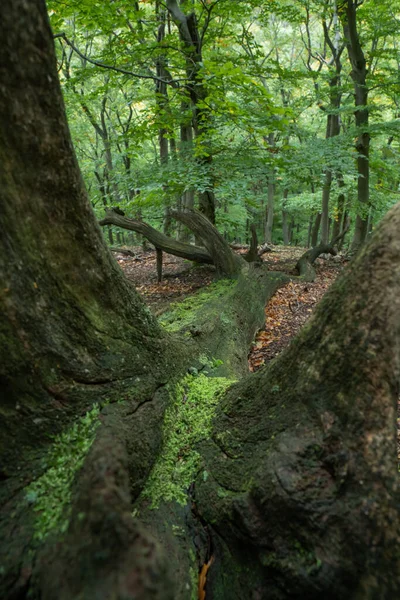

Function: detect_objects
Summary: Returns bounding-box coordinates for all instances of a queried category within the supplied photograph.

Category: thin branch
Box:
[53,32,184,86]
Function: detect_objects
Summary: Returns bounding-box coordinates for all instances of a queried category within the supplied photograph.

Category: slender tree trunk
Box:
[265,134,276,244]
[178,102,195,241]
[340,0,370,251]
[311,213,321,247]
[307,214,314,247]
[282,189,290,245]
[321,167,333,243]
[331,172,346,241]
[166,0,216,223]
[320,5,343,245]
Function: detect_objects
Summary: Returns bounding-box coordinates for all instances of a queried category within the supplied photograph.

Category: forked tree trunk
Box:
[1,3,400,600]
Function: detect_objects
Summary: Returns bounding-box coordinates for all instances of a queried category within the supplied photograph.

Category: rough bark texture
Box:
[36,403,175,600]
[0,0,184,471]
[194,202,400,599]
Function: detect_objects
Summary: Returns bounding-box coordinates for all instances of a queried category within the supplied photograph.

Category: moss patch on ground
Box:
[25,404,102,541]
[141,374,235,507]
[160,279,236,333]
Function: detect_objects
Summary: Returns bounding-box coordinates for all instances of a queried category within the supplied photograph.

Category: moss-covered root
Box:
[127,374,235,600]
[33,402,175,600]
[24,404,102,542]
[140,374,235,508]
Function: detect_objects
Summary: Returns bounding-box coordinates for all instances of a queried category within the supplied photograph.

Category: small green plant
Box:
[25,404,102,541]
[141,374,235,507]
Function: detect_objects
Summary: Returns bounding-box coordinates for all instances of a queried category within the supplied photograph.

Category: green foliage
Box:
[141,374,235,507]
[48,0,400,247]
[25,404,102,541]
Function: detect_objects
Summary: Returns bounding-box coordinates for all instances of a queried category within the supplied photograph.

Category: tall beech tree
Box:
[1,2,400,600]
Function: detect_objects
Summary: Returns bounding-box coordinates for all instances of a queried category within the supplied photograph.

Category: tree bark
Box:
[311,212,322,247]
[340,1,370,251]
[166,0,217,223]
[282,190,290,245]
[194,202,400,599]
[265,134,276,244]
[172,209,245,276]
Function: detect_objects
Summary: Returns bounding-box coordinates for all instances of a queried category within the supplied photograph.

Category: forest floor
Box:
[115,244,400,463]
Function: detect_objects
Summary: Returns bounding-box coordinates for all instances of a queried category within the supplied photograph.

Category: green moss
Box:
[25,404,102,541]
[141,374,235,507]
[160,279,236,332]
[189,565,198,600]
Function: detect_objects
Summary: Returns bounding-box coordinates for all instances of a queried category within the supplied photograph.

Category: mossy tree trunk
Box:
[1,2,400,600]
[195,202,400,598]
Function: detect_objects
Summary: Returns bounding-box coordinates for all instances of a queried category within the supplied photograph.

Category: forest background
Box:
[49,0,400,251]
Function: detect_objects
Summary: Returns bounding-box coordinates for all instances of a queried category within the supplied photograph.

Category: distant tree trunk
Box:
[340,0,370,251]
[311,212,322,247]
[331,172,346,242]
[321,167,332,244]
[295,223,300,246]
[264,134,276,244]
[178,102,195,241]
[166,0,216,223]
[288,217,295,244]
[307,214,314,247]
[154,2,174,237]
[320,7,343,245]
[282,189,290,245]
[94,166,114,245]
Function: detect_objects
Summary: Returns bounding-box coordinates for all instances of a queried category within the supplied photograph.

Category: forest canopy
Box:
[49,0,400,248]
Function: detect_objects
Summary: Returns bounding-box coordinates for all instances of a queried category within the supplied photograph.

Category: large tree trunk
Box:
[0,0,180,473]
[194,203,400,598]
[1,3,400,600]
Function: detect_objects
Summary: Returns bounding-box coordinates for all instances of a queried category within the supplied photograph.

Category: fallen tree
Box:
[100,208,336,282]
[0,2,399,599]
[99,209,214,264]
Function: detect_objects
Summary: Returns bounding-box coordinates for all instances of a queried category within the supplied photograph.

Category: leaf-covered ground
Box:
[115,245,400,464]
